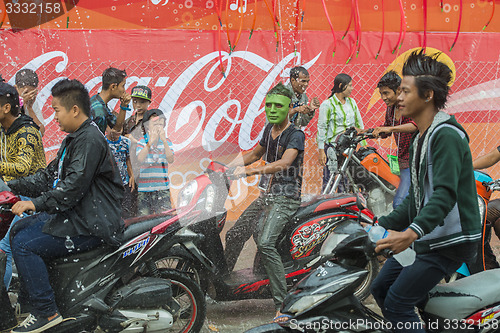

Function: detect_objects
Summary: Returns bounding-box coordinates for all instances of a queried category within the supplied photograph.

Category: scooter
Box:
[246,219,500,333]
[323,127,399,217]
[0,179,207,333]
[452,171,500,278]
[160,161,378,303]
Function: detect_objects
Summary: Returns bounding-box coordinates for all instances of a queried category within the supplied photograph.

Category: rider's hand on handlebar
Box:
[11,200,35,217]
[232,166,247,178]
[372,127,392,139]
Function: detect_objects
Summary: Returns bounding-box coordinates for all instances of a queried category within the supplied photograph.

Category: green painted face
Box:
[265,94,291,124]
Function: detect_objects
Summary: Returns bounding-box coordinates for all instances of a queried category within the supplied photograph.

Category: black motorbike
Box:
[0,179,207,333]
[246,219,500,333]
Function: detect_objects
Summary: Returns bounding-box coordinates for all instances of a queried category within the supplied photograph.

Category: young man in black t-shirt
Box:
[225,83,305,321]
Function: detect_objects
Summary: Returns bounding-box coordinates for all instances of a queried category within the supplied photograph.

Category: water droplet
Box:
[65,236,75,251]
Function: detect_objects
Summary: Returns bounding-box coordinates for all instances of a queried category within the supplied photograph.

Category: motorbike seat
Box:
[49,244,111,267]
[424,268,500,319]
[295,194,358,220]
[123,215,174,241]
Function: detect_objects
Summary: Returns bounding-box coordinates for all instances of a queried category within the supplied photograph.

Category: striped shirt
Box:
[136,135,174,192]
[316,95,364,149]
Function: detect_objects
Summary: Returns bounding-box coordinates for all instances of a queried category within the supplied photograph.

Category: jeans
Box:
[11,213,102,317]
[0,195,29,288]
[224,195,300,310]
[138,189,171,216]
[393,168,410,209]
[371,254,461,332]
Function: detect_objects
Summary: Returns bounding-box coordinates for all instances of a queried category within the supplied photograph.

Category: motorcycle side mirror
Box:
[0,179,11,193]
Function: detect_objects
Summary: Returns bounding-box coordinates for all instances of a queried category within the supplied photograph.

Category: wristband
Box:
[120,105,131,111]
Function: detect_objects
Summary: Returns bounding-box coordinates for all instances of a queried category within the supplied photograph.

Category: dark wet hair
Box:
[15,69,39,88]
[102,67,127,91]
[0,82,20,116]
[51,79,91,117]
[267,82,293,101]
[402,50,452,110]
[377,70,401,93]
[329,73,352,98]
[290,66,309,80]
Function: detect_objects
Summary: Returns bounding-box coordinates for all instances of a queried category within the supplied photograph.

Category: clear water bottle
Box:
[365,224,388,242]
[364,224,416,267]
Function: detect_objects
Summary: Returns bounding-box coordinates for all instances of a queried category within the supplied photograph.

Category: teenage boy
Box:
[122,85,152,217]
[106,125,135,219]
[370,71,417,208]
[136,109,174,215]
[0,82,46,289]
[90,67,131,135]
[224,83,305,322]
[8,79,124,333]
[286,66,320,128]
[370,50,481,332]
[15,69,45,136]
[123,85,151,141]
[0,82,46,331]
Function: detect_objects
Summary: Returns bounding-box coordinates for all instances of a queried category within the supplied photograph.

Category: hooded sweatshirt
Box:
[378,112,481,258]
[0,114,46,181]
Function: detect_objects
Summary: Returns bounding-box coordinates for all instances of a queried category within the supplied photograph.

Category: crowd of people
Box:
[0,49,498,332]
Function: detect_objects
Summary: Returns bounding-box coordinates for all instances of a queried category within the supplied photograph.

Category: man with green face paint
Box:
[225,83,306,321]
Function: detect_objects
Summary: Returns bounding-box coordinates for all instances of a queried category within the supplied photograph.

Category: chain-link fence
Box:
[3,58,500,219]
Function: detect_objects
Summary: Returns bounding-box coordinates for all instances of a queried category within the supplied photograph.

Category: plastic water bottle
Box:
[364,224,416,267]
[365,224,388,242]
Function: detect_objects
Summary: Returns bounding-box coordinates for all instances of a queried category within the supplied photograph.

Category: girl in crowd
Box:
[316,73,364,189]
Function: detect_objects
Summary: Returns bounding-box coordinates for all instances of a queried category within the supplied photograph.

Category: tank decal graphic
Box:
[290,214,358,259]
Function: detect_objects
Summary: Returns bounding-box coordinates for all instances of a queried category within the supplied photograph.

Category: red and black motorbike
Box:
[160,161,378,302]
[0,180,207,333]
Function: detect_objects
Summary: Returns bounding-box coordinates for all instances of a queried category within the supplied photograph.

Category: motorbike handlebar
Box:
[378,248,394,258]
[485,179,500,192]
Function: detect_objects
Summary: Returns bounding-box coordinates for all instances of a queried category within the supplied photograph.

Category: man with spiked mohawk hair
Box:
[224,82,305,321]
[370,50,481,332]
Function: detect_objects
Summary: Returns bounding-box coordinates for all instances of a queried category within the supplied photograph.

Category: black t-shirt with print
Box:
[259,123,305,199]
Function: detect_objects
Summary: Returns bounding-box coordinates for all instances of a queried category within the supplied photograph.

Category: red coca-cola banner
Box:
[1,29,499,209]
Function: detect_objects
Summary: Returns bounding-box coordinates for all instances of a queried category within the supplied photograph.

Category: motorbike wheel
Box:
[158,269,207,333]
[155,254,207,292]
[156,255,202,284]
[353,258,379,301]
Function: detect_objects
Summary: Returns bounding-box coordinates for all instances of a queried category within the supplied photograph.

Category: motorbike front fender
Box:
[244,323,289,333]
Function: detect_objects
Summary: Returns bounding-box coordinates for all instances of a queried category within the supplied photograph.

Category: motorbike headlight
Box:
[288,293,333,315]
[478,195,486,225]
[204,185,216,213]
[178,180,198,208]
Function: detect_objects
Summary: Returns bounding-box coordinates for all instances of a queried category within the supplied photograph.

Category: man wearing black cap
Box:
[0,81,46,331]
[135,108,174,215]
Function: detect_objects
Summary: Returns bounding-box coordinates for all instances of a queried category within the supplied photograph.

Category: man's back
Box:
[0,114,46,181]
[9,119,124,245]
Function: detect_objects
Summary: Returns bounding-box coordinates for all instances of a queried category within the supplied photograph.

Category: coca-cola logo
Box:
[3,0,80,30]
[10,50,321,156]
